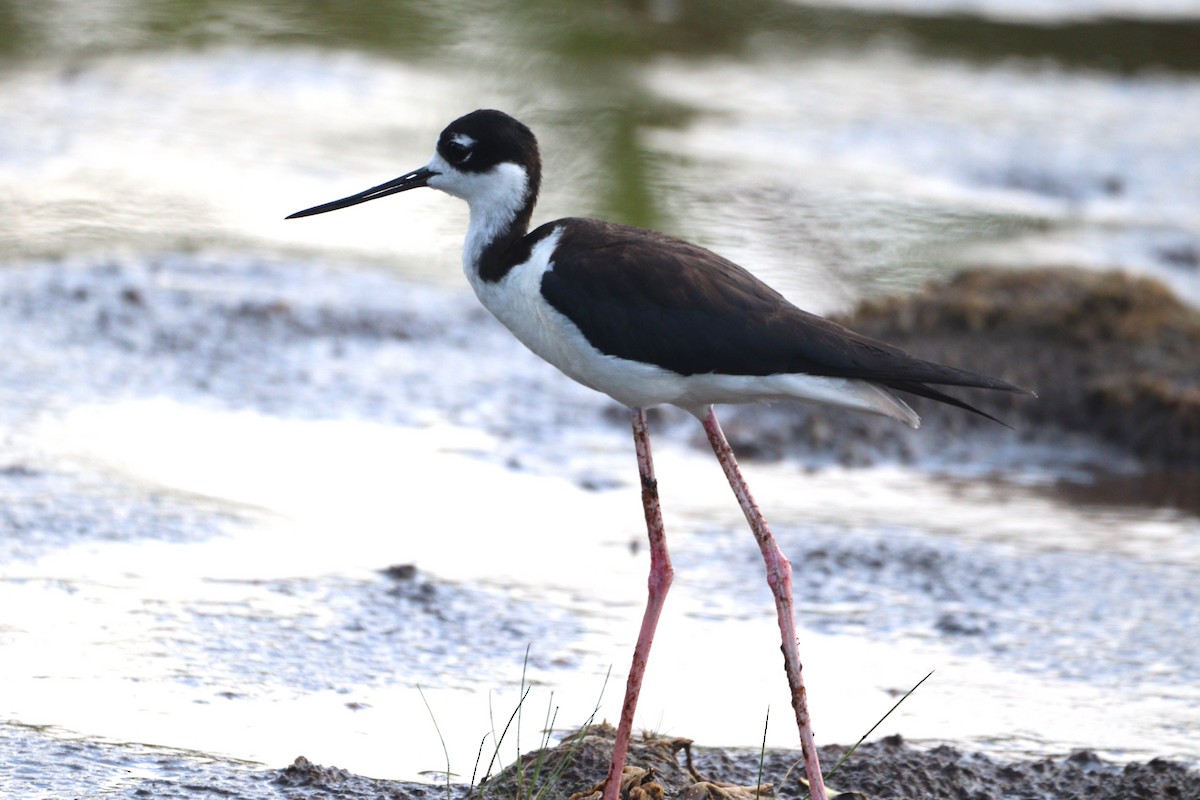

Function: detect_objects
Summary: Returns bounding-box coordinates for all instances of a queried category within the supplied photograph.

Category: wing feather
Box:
[538,219,1029,421]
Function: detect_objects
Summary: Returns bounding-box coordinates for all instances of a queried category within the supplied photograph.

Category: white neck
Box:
[456,162,531,278]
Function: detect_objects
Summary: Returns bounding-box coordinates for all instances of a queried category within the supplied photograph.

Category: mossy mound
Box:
[839,267,1199,469]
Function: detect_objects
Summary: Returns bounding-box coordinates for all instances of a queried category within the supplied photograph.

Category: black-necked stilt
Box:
[288,109,1031,800]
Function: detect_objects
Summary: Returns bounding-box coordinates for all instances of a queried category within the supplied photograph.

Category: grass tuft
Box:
[459,650,609,800]
[788,669,935,799]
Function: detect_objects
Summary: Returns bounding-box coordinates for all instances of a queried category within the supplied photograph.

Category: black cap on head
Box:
[437,110,542,201]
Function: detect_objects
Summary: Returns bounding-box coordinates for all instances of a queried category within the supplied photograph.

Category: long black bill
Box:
[286,166,436,219]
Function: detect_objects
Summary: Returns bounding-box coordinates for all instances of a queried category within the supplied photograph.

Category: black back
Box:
[539,218,1026,417]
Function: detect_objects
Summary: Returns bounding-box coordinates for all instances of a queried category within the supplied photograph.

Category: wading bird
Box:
[288,109,1029,800]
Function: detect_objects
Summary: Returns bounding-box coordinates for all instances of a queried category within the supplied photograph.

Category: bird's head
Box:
[286,109,541,221]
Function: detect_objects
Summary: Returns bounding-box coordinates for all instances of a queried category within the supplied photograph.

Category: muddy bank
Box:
[847,267,1199,468]
[477,725,1200,800]
[22,721,1194,800]
[716,267,1199,473]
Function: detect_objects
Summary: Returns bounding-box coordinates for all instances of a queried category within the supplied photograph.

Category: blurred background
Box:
[2,0,1198,304]
[1,0,1198,795]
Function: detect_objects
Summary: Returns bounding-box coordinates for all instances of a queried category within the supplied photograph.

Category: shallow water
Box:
[1,1,1199,795]
[1,257,1197,793]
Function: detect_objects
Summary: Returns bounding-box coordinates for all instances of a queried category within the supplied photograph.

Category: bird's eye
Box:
[444,140,471,164]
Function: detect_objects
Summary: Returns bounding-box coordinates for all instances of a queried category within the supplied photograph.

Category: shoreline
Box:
[12,719,1194,799]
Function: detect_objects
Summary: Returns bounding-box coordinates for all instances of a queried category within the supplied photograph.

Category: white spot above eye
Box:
[451,133,475,162]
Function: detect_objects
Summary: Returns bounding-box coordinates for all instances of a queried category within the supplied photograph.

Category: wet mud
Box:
[500,725,1200,800]
[11,722,1196,800]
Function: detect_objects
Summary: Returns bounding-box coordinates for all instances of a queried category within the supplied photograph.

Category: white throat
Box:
[425,155,531,279]
[461,167,527,273]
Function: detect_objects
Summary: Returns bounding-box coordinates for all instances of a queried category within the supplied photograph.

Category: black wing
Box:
[538,218,1029,419]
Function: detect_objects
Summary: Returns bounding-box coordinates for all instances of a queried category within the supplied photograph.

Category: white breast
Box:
[463,227,680,405]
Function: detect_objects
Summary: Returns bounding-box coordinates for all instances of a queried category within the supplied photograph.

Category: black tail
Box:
[884,378,1034,429]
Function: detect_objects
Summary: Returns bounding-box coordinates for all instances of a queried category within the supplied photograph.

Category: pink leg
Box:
[603,407,674,800]
[701,407,828,800]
